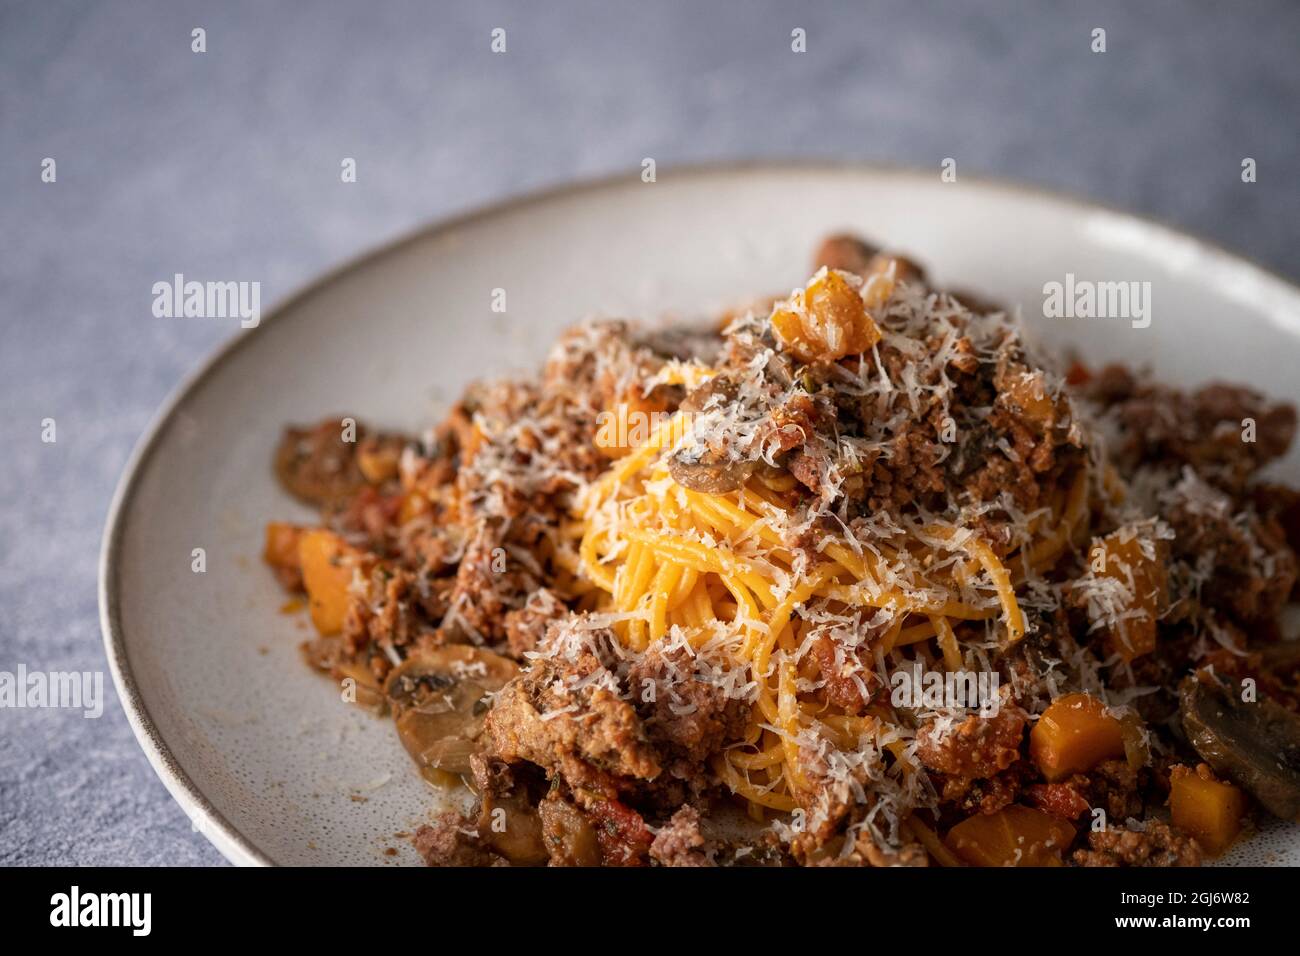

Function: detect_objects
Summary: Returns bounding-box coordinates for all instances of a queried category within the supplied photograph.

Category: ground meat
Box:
[433,324,672,650]
[649,806,716,867]
[1073,820,1203,867]
[1026,781,1092,820]
[483,630,662,793]
[775,322,1078,517]
[336,486,405,549]
[542,320,665,406]
[916,705,1028,781]
[944,763,1029,815]
[766,392,829,457]
[699,302,1058,519]
[1254,482,1300,562]
[469,752,518,799]
[768,390,836,497]
[454,362,617,532]
[851,357,954,513]
[1164,475,1296,623]
[627,643,750,778]
[1194,645,1300,713]
[811,634,879,714]
[338,594,374,662]
[954,359,1080,512]
[412,811,502,867]
[1065,759,1147,822]
[443,530,541,644]
[368,567,434,651]
[502,588,567,658]
[791,815,930,868]
[789,728,933,866]
[1083,367,1296,495]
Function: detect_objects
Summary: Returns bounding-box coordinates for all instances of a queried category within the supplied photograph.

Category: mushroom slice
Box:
[679,375,739,416]
[668,449,755,495]
[274,416,411,508]
[274,417,369,508]
[668,374,765,493]
[384,645,519,776]
[538,792,601,866]
[812,234,879,276]
[336,660,387,714]
[477,791,549,866]
[635,324,722,365]
[1179,673,1300,820]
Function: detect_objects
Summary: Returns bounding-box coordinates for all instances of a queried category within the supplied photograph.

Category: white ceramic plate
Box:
[100,164,1300,866]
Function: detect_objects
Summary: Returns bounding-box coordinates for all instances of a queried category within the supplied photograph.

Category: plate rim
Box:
[98,159,1300,867]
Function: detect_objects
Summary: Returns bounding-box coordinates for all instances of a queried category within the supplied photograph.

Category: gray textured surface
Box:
[1,0,1297,866]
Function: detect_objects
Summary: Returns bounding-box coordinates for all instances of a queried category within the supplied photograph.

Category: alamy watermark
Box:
[50,886,151,936]
[1043,273,1151,329]
[0,665,103,718]
[152,273,261,328]
[594,407,675,450]
[890,661,1001,715]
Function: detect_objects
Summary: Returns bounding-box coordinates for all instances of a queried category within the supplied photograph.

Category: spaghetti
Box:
[576,399,1081,816]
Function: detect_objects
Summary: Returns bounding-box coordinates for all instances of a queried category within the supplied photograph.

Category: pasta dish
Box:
[264,234,1300,866]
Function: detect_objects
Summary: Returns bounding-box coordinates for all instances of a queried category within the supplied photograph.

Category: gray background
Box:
[1,0,1297,866]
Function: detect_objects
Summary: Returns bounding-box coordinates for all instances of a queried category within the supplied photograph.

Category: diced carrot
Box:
[297,529,360,636]
[1030,693,1126,782]
[263,522,303,576]
[1169,764,1246,856]
[772,269,882,362]
[946,805,1076,867]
